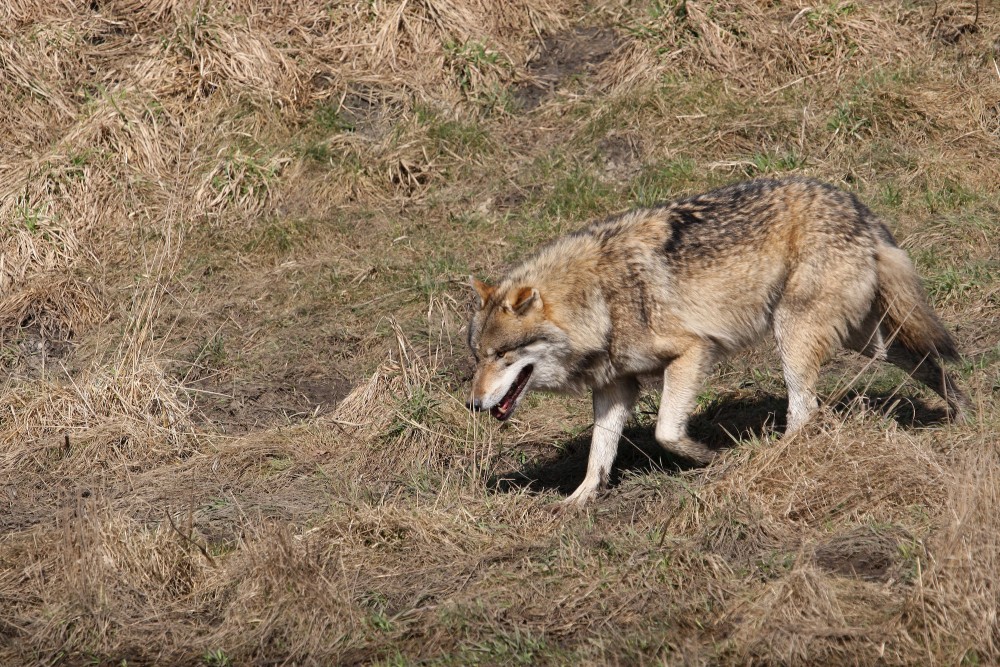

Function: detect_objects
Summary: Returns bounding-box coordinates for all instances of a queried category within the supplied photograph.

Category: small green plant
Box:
[922,181,975,213]
[266,455,294,475]
[443,40,514,114]
[369,610,393,632]
[371,651,410,667]
[962,648,982,666]
[313,104,354,132]
[447,211,489,230]
[806,2,857,29]
[879,182,903,208]
[193,333,227,369]
[13,194,48,234]
[459,628,549,665]
[202,649,232,667]
[827,100,870,139]
[649,0,688,20]
[827,67,921,144]
[444,41,510,92]
[410,254,467,300]
[203,496,230,511]
[384,388,439,440]
[756,551,796,579]
[924,261,994,304]
[302,140,332,164]
[896,540,923,583]
[0,344,18,370]
[247,218,314,254]
[427,118,490,153]
[627,0,697,43]
[63,150,90,181]
[695,388,720,411]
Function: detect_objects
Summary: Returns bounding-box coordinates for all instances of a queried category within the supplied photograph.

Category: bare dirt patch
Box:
[598,132,644,181]
[191,373,353,433]
[515,27,619,110]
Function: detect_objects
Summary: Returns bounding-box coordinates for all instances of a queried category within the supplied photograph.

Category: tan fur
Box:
[467,178,971,505]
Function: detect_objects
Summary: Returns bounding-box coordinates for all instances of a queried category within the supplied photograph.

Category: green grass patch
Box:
[192,333,228,370]
[628,157,697,206]
[741,150,805,177]
[826,66,925,142]
[921,180,977,213]
[805,2,858,29]
[427,118,491,154]
[405,254,469,301]
[201,649,233,667]
[11,194,49,234]
[541,165,617,221]
[923,261,997,305]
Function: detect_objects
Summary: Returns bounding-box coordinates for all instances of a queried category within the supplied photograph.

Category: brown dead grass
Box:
[1,0,999,665]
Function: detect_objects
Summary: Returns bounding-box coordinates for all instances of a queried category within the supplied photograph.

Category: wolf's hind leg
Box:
[654,342,718,464]
[774,312,840,433]
[564,378,639,506]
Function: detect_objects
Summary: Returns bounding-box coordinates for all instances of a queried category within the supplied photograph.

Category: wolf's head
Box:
[466,276,572,421]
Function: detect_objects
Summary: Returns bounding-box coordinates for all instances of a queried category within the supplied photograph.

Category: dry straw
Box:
[1,0,998,664]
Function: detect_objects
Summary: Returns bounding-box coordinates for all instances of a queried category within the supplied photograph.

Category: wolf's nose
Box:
[467,398,483,412]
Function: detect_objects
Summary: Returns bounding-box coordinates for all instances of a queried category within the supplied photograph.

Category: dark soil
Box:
[515,27,619,110]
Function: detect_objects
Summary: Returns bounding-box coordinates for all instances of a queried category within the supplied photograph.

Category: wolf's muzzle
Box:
[466,398,484,412]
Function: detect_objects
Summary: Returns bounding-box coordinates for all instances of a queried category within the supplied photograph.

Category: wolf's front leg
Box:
[655,342,718,464]
[563,378,639,506]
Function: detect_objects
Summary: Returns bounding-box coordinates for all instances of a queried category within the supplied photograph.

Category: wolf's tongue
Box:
[489,366,532,422]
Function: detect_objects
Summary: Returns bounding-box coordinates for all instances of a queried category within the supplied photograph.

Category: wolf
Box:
[466,177,971,505]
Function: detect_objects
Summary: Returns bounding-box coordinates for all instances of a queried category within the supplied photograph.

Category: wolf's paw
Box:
[559,483,599,509]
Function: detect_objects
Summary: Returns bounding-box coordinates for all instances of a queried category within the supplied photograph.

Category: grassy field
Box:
[1,0,999,664]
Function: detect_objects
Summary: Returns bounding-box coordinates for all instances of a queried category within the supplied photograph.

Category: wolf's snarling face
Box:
[466,277,571,421]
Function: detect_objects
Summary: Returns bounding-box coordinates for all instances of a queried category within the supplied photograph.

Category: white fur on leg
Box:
[784,375,818,433]
[655,371,690,444]
[563,379,638,506]
[654,345,718,463]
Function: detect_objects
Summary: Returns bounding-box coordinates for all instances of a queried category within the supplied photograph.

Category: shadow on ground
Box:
[489,390,950,497]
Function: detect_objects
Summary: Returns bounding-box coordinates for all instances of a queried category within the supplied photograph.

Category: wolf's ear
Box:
[469,275,495,309]
[509,287,541,315]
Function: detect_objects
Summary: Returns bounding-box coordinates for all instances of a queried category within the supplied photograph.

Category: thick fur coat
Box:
[467,178,970,505]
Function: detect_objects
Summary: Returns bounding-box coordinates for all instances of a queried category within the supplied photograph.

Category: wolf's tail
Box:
[874,233,960,363]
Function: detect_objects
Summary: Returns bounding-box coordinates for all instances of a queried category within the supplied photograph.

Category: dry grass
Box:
[1,0,999,665]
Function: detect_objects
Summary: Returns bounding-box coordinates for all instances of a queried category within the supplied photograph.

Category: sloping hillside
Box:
[1,1,999,664]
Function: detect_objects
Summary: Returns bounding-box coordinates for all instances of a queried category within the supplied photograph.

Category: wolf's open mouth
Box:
[490,365,533,421]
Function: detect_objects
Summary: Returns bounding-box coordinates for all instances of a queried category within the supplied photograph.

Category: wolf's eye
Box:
[495,350,507,359]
